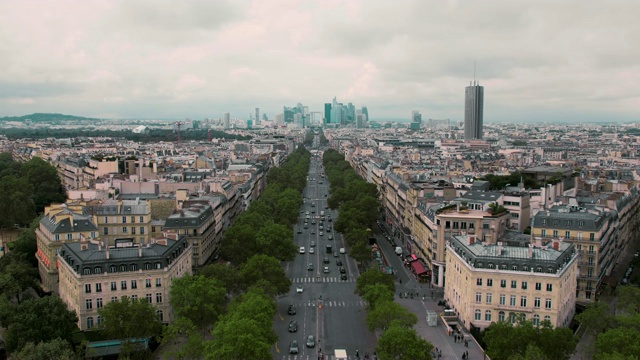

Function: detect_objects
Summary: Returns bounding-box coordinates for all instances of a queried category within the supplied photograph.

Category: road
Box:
[273,139,376,360]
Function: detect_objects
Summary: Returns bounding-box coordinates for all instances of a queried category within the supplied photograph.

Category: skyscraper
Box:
[464,81,484,140]
[255,108,260,126]
[223,113,230,129]
[324,103,332,124]
[361,106,369,123]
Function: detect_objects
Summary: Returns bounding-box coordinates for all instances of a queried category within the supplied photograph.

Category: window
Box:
[534,297,541,308]
[111,296,118,302]
[87,317,94,329]
[130,264,137,271]
[104,217,109,223]
[565,231,571,238]
[533,314,540,326]
[155,262,162,269]
[511,280,517,289]
[140,227,145,235]
[140,216,144,223]
[485,310,492,321]
[146,279,151,288]
[131,295,138,301]
[97,298,103,309]
[510,295,516,306]
[535,282,542,291]
[97,316,103,325]
[122,216,127,223]
[510,312,517,324]
[476,292,482,303]
[96,283,102,293]
[152,226,156,233]
[590,233,595,241]
[122,227,127,234]
[487,279,493,287]
[501,264,507,270]
[522,281,528,290]
[157,310,164,322]
[156,278,162,287]
[131,216,135,223]
[67,234,73,240]
[94,267,102,274]
[553,230,558,237]
[111,282,117,291]
[521,296,527,307]
[132,227,136,235]
[512,265,518,271]
[541,229,547,237]
[86,299,92,310]
[54,234,60,241]
[131,280,137,289]
[545,298,552,309]
[156,293,163,303]
[500,280,507,288]
[146,294,152,303]
[486,293,492,304]
[498,311,505,322]
[119,264,127,272]
[477,278,483,286]
[144,263,152,270]
[109,265,116,273]
[546,284,553,292]
[85,284,91,293]
[511,213,520,218]
[544,315,551,322]
[499,294,506,305]
[103,227,109,235]
[475,310,481,320]
[121,281,127,290]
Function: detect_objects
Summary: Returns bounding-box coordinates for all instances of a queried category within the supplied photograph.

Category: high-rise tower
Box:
[223,113,230,129]
[255,108,260,126]
[464,81,484,140]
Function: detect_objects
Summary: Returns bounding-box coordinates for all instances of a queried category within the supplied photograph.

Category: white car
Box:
[309,248,315,254]
[299,247,306,254]
[340,248,346,254]
[296,285,304,293]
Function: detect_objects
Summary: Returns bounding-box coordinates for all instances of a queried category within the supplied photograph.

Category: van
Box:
[320,211,325,217]
[326,245,332,253]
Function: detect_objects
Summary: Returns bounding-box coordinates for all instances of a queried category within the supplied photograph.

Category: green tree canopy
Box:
[366,300,417,332]
[170,274,227,330]
[376,325,433,360]
[355,269,395,296]
[361,283,394,310]
[239,254,292,295]
[200,262,242,295]
[11,338,76,360]
[594,327,640,360]
[575,301,617,334]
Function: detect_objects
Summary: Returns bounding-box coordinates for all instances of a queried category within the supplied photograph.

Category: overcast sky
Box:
[1,0,638,123]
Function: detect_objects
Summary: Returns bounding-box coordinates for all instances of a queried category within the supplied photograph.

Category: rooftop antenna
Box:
[474,61,477,85]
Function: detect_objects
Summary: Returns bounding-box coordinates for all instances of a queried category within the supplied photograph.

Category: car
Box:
[311,220,316,224]
[328,217,332,222]
[336,259,342,266]
[328,235,333,240]
[299,247,305,254]
[310,241,316,247]
[333,251,339,258]
[319,225,323,231]
[288,304,296,315]
[340,267,346,274]
[289,340,299,354]
[311,203,315,207]
[296,285,304,293]
[325,194,328,197]
[323,257,330,264]
[323,266,330,273]
[309,248,315,254]
[311,210,316,214]
[340,273,348,281]
[340,248,346,254]
[306,211,310,215]
[306,215,311,219]
[306,335,316,348]
[319,232,323,236]
[311,230,315,235]
[297,229,302,234]
[304,225,308,229]
[308,263,314,271]
[288,320,298,332]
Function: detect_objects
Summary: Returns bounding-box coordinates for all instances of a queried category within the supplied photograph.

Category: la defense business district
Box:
[3,80,640,359]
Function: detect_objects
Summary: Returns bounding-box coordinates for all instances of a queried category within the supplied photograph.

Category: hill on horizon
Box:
[0,113,99,122]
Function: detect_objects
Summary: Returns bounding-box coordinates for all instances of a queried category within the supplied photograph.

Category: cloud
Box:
[0,0,638,122]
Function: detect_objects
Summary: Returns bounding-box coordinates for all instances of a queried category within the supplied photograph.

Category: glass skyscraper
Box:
[464,82,484,140]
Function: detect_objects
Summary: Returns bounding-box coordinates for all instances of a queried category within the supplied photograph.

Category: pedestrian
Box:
[462,352,467,360]
[466,350,469,358]
[465,339,469,347]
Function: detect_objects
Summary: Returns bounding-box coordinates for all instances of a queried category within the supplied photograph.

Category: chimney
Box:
[529,244,534,258]
[106,246,110,259]
[138,245,143,257]
[498,242,503,256]
[98,241,102,251]
[552,239,560,250]
[535,237,542,247]
[468,236,475,245]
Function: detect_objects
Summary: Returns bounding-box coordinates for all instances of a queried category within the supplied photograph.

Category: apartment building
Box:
[36,203,99,294]
[163,203,215,268]
[445,235,578,330]
[531,201,617,303]
[57,236,192,331]
[87,199,152,246]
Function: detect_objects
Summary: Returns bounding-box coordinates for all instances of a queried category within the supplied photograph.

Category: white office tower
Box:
[223,113,230,129]
[275,113,284,126]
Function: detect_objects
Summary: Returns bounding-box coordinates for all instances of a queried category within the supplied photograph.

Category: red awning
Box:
[411,254,418,261]
[411,261,428,275]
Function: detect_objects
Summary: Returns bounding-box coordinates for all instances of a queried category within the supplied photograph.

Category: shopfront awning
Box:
[411,261,428,275]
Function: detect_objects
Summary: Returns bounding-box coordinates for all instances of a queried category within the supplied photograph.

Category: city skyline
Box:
[0,1,638,123]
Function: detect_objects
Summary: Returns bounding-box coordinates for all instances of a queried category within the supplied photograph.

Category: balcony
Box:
[494,304,533,313]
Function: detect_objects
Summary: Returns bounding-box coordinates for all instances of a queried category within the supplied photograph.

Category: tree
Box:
[11,218,40,267]
[376,325,433,360]
[98,296,162,357]
[0,252,38,303]
[361,284,394,310]
[239,254,292,295]
[11,338,75,360]
[616,286,640,314]
[595,327,640,359]
[205,317,273,360]
[355,269,395,296]
[200,263,242,295]
[170,274,227,331]
[1,296,78,352]
[366,300,417,332]
[254,222,297,262]
[350,241,372,267]
[20,157,67,213]
[575,301,616,334]
[508,344,549,360]
[161,317,205,360]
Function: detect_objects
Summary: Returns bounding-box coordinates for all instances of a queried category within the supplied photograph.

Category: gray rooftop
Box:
[40,209,98,234]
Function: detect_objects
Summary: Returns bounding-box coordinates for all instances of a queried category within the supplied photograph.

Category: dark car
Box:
[323,257,330,264]
[336,259,342,266]
[287,304,296,315]
[297,229,302,234]
[307,263,314,271]
[288,320,298,332]
[340,273,348,280]
[306,335,316,348]
[340,267,346,274]
[289,340,299,354]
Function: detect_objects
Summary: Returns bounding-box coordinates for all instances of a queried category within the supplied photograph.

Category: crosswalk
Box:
[288,300,367,308]
[292,276,354,283]
[278,356,364,360]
